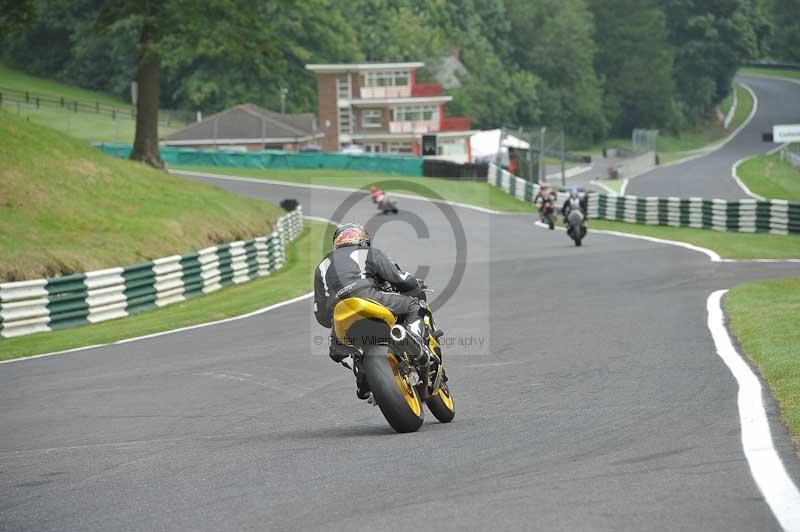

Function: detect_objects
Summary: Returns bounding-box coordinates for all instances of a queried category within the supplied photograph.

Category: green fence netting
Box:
[94,144,423,176]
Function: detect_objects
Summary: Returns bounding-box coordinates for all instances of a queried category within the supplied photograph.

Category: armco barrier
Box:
[0,208,304,339]
[488,163,800,235]
[95,144,423,176]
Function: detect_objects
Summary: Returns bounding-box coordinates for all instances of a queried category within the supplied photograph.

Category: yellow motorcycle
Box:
[332,293,455,433]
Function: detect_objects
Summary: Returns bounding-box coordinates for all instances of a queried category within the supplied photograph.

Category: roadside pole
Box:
[538,126,546,183]
[560,128,566,188]
[528,130,535,180]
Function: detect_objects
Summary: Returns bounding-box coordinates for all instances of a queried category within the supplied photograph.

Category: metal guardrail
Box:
[0,208,304,339]
[488,163,800,235]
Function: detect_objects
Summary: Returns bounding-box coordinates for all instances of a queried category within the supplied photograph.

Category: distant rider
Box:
[313,223,429,397]
[561,188,588,221]
[370,186,386,204]
[534,185,557,219]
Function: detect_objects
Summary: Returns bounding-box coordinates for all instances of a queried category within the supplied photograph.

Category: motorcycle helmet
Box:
[333,223,371,248]
[569,188,579,199]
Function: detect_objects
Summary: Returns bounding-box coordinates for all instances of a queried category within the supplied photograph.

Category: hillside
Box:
[0,64,131,108]
[0,64,185,142]
[0,110,283,282]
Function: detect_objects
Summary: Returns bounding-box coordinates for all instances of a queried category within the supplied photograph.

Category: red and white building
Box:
[305,62,475,162]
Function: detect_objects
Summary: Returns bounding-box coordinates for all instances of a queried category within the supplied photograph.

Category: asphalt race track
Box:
[2,76,800,531]
[1,177,798,531]
[627,74,800,200]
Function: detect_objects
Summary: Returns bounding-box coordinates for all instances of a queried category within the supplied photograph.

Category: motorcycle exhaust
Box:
[390,324,407,342]
[391,324,431,364]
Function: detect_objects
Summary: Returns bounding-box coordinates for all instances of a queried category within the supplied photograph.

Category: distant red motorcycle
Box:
[371,187,399,215]
[540,200,556,230]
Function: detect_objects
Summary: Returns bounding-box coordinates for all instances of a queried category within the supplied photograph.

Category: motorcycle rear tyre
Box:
[364,347,424,433]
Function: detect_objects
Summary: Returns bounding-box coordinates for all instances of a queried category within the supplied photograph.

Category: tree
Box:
[0,0,36,35]
[161,0,360,115]
[337,0,447,76]
[662,0,772,122]
[589,0,676,135]
[506,0,607,141]
[96,0,283,168]
[766,0,798,60]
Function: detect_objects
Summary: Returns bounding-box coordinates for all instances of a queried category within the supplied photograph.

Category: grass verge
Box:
[0,64,183,142]
[0,101,183,142]
[725,278,800,455]
[737,151,800,201]
[589,219,800,259]
[578,83,754,158]
[739,67,800,82]
[592,179,625,194]
[0,220,330,362]
[656,83,754,154]
[172,165,534,213]
[0,110,283,281]
[175,165,800,260]
[0,64,131,107]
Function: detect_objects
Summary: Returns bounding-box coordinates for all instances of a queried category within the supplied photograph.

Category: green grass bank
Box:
[738,151,800,201]
[590,219,800,260]
[0,110,283,282]
[725,279,800,455]
[0,64,183,142]
[740,67,800,82]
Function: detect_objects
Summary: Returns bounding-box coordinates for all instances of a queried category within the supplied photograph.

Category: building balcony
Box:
[389,120,440,133]
[441,116,471,131]
[359,86,411,99]
[411,84,442,97]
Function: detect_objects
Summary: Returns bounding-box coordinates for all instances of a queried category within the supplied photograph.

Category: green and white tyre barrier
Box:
[0,208,303,339]
[488,163,800,235]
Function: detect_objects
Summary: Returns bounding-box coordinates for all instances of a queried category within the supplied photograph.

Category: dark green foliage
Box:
[0,0,789,141]
[662,0,772,122]
[0,0,36,35]
[589,0,677,135]
[767,0,800,61]
[507,0,607,141]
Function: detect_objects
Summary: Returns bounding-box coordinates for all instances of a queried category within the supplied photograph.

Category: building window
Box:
[363,143,383,153]
[388,142,413,154]
[362,110,382,128]
[391,105,439,123]
[362,71,410,88]
[337,75,350,99]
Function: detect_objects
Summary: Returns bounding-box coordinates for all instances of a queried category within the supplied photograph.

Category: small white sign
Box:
[773,124,800,143]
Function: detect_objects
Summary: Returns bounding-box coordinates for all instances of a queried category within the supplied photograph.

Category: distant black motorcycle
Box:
[566,210,587,246]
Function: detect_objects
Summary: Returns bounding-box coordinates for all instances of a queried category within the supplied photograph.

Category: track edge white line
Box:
[707,290,800,532]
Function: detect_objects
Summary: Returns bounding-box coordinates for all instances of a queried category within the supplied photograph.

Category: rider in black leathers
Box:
[561,189,588,220]
[562,189,589,238]
[313,223,427,364]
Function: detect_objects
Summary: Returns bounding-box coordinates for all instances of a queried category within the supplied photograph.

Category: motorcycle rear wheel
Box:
[364,347,424,433]
[426,382,455,423]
